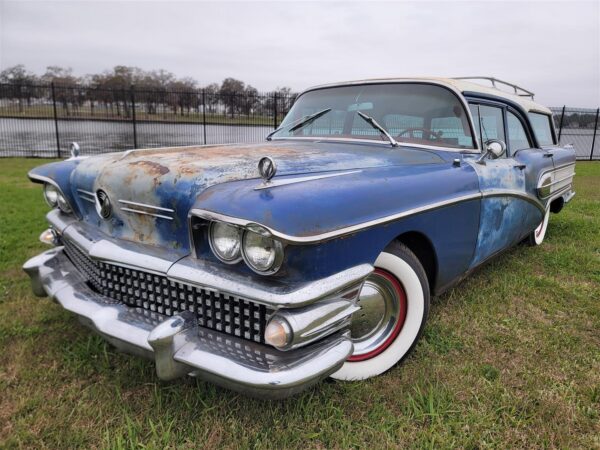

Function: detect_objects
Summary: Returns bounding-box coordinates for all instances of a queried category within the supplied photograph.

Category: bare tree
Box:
[220,78,245,118]
[0,65,39,113]
[41,66,80,116]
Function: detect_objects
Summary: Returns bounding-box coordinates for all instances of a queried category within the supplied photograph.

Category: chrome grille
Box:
[63,239,269,343]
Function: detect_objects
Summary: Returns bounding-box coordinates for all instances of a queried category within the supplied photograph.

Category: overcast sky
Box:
[1,0,599,107]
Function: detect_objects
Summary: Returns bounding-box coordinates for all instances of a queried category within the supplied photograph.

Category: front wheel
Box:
[331,242,430,381]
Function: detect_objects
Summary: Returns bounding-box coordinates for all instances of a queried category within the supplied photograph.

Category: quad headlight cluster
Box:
[208,221,284,275]
[43,183,72,214]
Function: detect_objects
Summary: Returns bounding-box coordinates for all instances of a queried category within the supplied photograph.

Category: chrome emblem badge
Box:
[95,189,112,219]
[258,156,277,181]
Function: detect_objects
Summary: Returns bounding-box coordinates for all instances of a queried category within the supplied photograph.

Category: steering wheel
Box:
[397,127,443,141]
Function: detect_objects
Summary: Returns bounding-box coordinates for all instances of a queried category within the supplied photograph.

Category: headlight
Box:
[209,222,242,263]
[57,192,72,213]
[264,317,292,349]
[242,230,284,274]
[43,183,59,207]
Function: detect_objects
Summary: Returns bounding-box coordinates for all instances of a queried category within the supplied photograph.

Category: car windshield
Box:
[273,83,476,149]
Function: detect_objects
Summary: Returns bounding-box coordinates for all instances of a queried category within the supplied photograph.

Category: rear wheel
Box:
[331,242,430,380]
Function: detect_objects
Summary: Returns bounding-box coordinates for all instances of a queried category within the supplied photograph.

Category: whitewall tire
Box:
[331,242,430,381]
[528,207,550,246]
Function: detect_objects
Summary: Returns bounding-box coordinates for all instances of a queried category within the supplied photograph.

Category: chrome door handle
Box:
[543,152,554,157]
[513,164,526,170]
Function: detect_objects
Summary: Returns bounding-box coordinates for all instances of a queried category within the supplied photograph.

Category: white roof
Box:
[304,77,553,115]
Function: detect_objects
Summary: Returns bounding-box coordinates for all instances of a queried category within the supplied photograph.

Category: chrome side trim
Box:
[482,189,546,213]
[120,207,174,221]
[118,200,175,220]
[254,170,362,190]
[77,189,95,203]
[118,199,174,213]
[192,186,552,244]
[190,193,482,244]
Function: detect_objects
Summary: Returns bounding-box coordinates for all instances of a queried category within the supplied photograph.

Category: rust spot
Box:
[122,142,307,163]
[129,160,170,176]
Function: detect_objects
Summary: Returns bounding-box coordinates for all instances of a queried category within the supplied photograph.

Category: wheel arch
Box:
[393,231,438,293]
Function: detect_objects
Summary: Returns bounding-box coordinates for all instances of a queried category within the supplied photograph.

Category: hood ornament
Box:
[258,156,277,182]
[95,189,112,219]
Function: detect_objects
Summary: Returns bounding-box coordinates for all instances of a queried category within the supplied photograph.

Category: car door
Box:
[527,111,576,203]
[508,109,556,210]
[467,102,550,267]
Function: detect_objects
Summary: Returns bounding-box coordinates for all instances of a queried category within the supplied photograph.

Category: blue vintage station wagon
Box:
[24,77,576,398]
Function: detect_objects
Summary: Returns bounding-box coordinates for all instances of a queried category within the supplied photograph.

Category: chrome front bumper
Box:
[23,247,355,399]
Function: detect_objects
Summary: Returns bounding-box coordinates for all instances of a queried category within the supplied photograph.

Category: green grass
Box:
[1,158,599,449]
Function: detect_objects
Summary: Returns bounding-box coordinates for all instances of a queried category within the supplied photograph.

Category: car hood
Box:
[70,140,445,250]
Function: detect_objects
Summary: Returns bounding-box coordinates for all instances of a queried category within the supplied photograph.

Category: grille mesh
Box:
[63,239,269,343]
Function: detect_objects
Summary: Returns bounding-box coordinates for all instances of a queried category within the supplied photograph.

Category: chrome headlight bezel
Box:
[208,221,243,264]
[241,228,285,275]
[56,192,72,214]
[43,182,73,214]
[43,183,59,207]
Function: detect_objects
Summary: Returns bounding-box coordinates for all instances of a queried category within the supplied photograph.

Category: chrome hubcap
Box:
[349,269,406,360]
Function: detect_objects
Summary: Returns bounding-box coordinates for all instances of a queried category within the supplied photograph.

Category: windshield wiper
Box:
[266,108,332,140]
[357,111,398,147]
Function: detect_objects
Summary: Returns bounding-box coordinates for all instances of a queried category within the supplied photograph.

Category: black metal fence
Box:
[1,83,598,160]
[550,106,600,160]
[0,83,296,157]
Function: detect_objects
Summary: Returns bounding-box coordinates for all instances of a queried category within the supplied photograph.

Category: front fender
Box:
[28,159,82,214]
[191,162,481,291]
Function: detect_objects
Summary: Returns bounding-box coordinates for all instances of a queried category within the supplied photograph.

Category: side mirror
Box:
[485,139,506,159]
[477,139,506,164]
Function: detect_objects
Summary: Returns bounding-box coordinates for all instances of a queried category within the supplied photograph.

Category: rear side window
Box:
[507,111,531,151]
[528,112,555,146]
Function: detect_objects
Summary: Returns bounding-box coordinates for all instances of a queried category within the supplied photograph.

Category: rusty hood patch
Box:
[70,141,444,250]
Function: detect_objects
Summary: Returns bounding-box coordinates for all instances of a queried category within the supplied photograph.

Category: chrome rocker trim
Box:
[23,248,354,399]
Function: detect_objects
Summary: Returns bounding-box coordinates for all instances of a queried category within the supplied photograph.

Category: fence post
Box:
[130,85,138,149]
[590,108,599,161]
[51,82,61,158]
[557,105,565,142]
[202,89,207,145]
[273,93,278,129]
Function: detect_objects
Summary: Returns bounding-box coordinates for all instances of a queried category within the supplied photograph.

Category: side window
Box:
[478,105,506,145]
[528,112,555,146]
[507,111,532,151]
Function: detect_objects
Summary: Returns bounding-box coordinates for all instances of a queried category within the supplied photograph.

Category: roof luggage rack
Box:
[453,77,535,99]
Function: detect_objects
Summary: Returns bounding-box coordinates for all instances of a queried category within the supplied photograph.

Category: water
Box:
[0,118,597,159]
[0,118,274,157]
